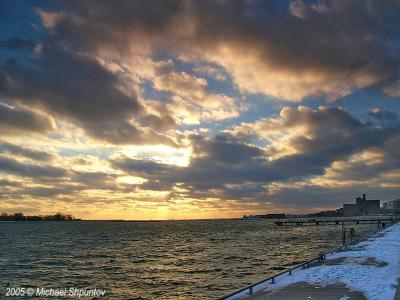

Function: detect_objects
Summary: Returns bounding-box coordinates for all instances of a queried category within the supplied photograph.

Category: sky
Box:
[0,0,400,220]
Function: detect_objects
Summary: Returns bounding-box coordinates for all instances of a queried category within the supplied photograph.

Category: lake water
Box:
[0,220,378,299]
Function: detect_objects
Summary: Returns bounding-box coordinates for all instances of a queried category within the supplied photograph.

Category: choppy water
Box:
[0,220,378,299]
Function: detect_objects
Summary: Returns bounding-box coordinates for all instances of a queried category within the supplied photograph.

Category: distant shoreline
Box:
[0,218,245,223]
[0,212,76,222]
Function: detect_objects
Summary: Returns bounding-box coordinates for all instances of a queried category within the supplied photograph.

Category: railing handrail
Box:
[274,216,400,223]
[217,220,398,300]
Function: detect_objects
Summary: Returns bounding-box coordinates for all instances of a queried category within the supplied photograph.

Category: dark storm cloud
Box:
[0,141,55,161]
[43,0,400,98]
[0,102,55,135]
[0,156,66,178]
[50,0,183,53]
[71,171,119,190]
[270,107,391,160]
[21,186,79,197]
[0,46,141,121]
[191,134,265,164]
[0,46,175,145]
[187,108,397,187]
[112,156,182,191]
[0,46,139,142]
[253,107,399,183]
[322,134,400,182]
[140,112,176,132]
[0,179,22,188]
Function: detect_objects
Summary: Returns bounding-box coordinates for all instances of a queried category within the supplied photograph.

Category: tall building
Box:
[342,194,380,217]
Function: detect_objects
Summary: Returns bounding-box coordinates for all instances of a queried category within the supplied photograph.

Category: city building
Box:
[382,199,400,214]
[342,194,380,217]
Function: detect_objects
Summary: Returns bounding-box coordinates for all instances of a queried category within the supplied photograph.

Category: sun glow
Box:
[124,145,192,167]
[116,176,148,185]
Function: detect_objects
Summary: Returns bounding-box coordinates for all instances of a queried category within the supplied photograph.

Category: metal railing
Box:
[217,220,398,300]
[274,215,400,224]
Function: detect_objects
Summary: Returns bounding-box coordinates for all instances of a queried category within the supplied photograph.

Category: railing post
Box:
[342,222,346,245]
[249,286,253,295]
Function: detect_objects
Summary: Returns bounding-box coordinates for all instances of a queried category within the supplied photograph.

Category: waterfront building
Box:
[342,194,380,217]
[382,199,400,214]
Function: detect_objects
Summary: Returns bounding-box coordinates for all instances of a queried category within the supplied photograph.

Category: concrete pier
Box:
[221,221,400,300]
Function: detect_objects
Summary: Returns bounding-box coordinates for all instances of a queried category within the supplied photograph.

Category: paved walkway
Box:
[233,222,400,300]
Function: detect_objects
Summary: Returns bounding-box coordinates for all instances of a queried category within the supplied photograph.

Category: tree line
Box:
[0,212,78,221]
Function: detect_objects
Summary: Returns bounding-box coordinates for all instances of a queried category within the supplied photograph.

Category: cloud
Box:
[0,45,176,145]
[70,171,119,190]
[112,155,181,178]
[0,102,55,135]
[0,45,137,121]
[40,0,400,101]
[21,186,79,198]
[0,178,23,188]
[383,80,400,98]
[190,134,264,164]
[193,64,227,81]
[0,155,67,178]
[0,141,55,161]
[313,134,400,185]
[234,106,393,160]
[145,61,241,124]
[1,1,400,217]
[110,107,400,207]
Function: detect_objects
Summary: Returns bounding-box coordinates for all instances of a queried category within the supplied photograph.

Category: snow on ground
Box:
[229,222,400,300]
